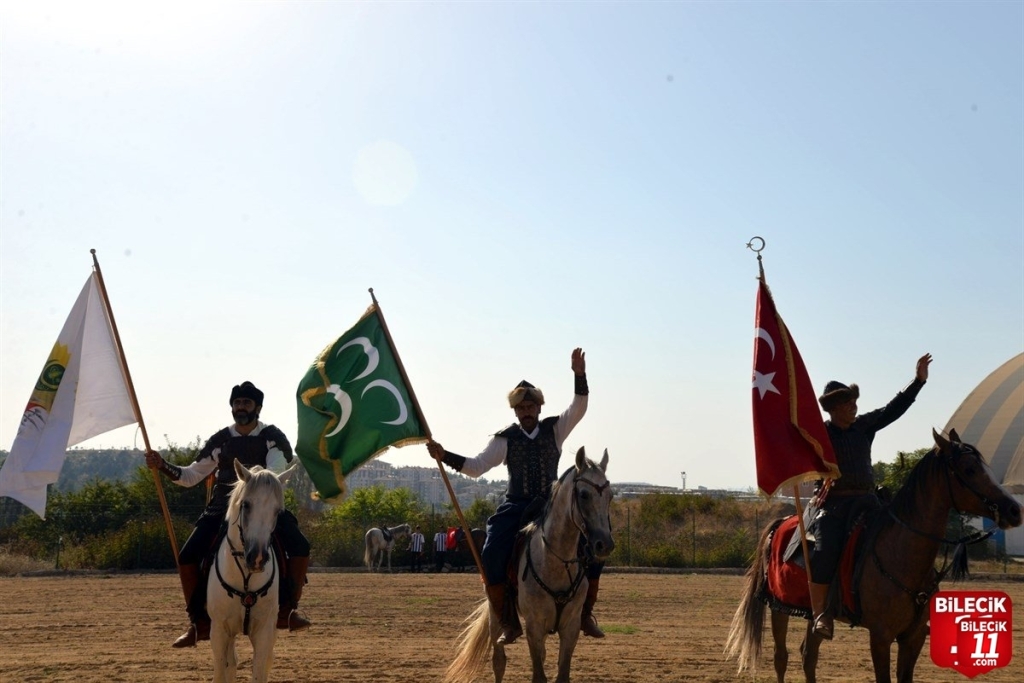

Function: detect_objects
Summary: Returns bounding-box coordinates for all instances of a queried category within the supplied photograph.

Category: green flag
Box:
[296,304,428,503]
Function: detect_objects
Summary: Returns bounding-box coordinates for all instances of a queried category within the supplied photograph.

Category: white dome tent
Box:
[943,353,1024,556]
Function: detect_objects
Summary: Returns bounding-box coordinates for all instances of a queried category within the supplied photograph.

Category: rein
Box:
[215,516,276,636]
[873,446,998,605]
[524,473,610,633]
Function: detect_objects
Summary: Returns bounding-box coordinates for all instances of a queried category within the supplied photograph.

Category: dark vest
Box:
[499,416,560,501]
[197,424,291,516]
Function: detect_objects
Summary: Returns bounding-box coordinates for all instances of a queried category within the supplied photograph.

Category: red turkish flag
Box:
[752,280,838,497]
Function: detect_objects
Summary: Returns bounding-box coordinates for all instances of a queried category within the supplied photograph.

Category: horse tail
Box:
[363,533,373,569]
[443,599,491,683]
[724,518,774,673]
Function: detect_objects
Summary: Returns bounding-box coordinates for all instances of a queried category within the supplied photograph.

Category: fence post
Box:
[626,505,631,567]
[691,509,696,567]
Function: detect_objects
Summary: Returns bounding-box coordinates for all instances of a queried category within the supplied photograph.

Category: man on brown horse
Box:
[146,381,312,647]
[426,348,605,645]
[808,353,932,639]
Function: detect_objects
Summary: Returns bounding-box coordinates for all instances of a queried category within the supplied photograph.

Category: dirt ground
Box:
[1,570,1022,683]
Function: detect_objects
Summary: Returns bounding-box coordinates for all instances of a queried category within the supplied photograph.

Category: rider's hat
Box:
[230,381,264,406]
[508,380,545,408]
[818,380,859,411]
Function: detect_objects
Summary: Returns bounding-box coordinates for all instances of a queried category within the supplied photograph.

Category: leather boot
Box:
[486,583,522,645]
[277,556,312,631]
[580,577,605,638]
[809,582,834,640]
[172,564,211,648]
[172,618,211,648]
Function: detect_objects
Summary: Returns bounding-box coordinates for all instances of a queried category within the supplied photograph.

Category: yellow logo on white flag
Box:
[0,273,136,518]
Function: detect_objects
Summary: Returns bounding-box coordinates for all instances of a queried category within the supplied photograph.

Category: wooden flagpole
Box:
[90,250,180,566]
[368,288,486,580]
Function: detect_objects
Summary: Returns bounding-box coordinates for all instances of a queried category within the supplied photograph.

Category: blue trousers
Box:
[482,498,604,586]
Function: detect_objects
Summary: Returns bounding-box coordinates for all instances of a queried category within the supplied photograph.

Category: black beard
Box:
[233,409,257,426]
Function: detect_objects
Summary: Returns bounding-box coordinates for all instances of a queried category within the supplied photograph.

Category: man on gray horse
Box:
[808,353,931,640]
[146,381,312,647]
[427,348,605,645]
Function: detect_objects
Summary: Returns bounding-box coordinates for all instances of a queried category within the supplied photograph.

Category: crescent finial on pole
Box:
[747,236,766,282]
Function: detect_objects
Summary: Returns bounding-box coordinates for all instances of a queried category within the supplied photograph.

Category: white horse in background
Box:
[446,447,615,683]
[364,523,411,572]
[208,460,295,683]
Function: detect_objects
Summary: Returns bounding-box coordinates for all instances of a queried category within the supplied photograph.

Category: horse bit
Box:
[215,514,277,636]
[524,473,611,633]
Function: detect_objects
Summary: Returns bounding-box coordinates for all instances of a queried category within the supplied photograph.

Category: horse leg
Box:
[491,612,507,683]
[799,621,822,683]
[869,630,894,683]
[210,625,236,683]
[555,622,582,683]
[770,609,789,683]
[525,631,548,683]
[895,619,927,683]
[249,619,277,683]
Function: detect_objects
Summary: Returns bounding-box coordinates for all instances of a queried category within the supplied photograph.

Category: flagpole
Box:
[90,250,180,566]
[367,288,486,580]
[749,238,818,610]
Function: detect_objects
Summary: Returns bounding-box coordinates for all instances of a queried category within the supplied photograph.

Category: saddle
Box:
[380,527,393,544]
[760,511,879,625]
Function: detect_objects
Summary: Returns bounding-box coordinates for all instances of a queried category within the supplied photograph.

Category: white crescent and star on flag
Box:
[323,335,410,438]
[752,327,781,400]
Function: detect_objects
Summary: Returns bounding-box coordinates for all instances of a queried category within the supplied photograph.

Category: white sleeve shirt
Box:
[457,392,588,478]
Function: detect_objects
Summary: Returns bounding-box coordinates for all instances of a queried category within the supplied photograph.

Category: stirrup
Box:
[812,614,834,640]
[172,620,210,648]
[277,608,311,632]
[581,613,605,638]
[495,621,522,645]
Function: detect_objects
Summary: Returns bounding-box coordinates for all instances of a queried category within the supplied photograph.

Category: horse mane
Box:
[886,447,944,522]
[522,459,599,535]
[226,465,281,519]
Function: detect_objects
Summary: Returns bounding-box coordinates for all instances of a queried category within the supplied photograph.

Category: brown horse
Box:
[449,528,486,573]
[725,429,1022,683]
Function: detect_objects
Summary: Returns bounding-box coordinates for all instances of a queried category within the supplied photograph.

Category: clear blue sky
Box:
[1,1,1021,492]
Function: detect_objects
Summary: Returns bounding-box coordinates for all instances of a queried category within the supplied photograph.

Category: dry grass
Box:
[0,548,53,576]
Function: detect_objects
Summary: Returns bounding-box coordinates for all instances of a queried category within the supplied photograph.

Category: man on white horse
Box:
[427,348,605,645]
[146,381,313,647]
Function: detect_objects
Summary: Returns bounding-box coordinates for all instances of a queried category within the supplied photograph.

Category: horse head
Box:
[229,460,294,572]
[933,428,1022,530]
[573,446,615,562]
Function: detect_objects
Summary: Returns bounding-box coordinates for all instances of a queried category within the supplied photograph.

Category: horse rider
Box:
[808,353,932,639]
[145,381,312,647]
[427,347,605,645]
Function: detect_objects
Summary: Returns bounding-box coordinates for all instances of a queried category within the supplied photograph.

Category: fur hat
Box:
[230,381,264,406]
[818,381,859,411]
[508,380,545,408]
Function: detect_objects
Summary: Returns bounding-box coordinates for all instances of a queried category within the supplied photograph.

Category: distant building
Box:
[944,353,1024,556]
[347,459,506,507]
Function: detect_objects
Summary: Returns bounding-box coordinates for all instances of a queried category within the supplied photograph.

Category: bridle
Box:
[215,499,277,636]
[874,443,999,605]
[524,469,611,632]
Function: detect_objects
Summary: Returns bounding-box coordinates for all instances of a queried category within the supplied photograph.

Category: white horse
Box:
[208,460,295,683]
[363,523,411,572]
[446,447,615,683]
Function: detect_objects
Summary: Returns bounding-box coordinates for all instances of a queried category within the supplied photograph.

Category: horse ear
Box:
[278,463,298,485]
[234,458,251,481]
[949,427,961,443]
[575,446,587,471]
[933,428,950,452]
[599,449,609,473]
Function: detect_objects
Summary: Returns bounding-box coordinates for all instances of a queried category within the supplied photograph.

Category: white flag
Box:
[0,273,136,518]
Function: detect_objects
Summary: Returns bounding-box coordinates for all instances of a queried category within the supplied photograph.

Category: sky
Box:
[1,1,1021,494]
